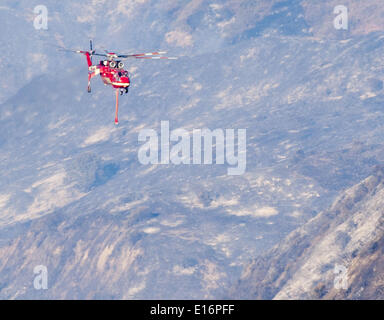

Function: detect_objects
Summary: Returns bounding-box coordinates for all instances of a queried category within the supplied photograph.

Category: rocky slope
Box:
[231,166,384,299]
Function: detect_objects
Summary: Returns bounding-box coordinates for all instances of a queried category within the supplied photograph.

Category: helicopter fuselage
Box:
[89,59,130,92]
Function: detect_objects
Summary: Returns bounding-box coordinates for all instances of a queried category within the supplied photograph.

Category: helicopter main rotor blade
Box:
[118,51,168,58]
[134,56,178,60]
[56,43,176,60]
[57,46,106,57]
[54,40,105,56]
[92,53,108,57]
[55,46,79,53]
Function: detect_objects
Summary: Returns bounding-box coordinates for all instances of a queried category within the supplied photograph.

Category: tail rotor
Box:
[89,40,95,64]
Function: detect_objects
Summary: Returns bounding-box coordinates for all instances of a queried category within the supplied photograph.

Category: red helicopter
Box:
[59,40,177,124]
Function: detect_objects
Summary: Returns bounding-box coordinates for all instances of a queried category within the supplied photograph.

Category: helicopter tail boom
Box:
[79,51,92,67]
